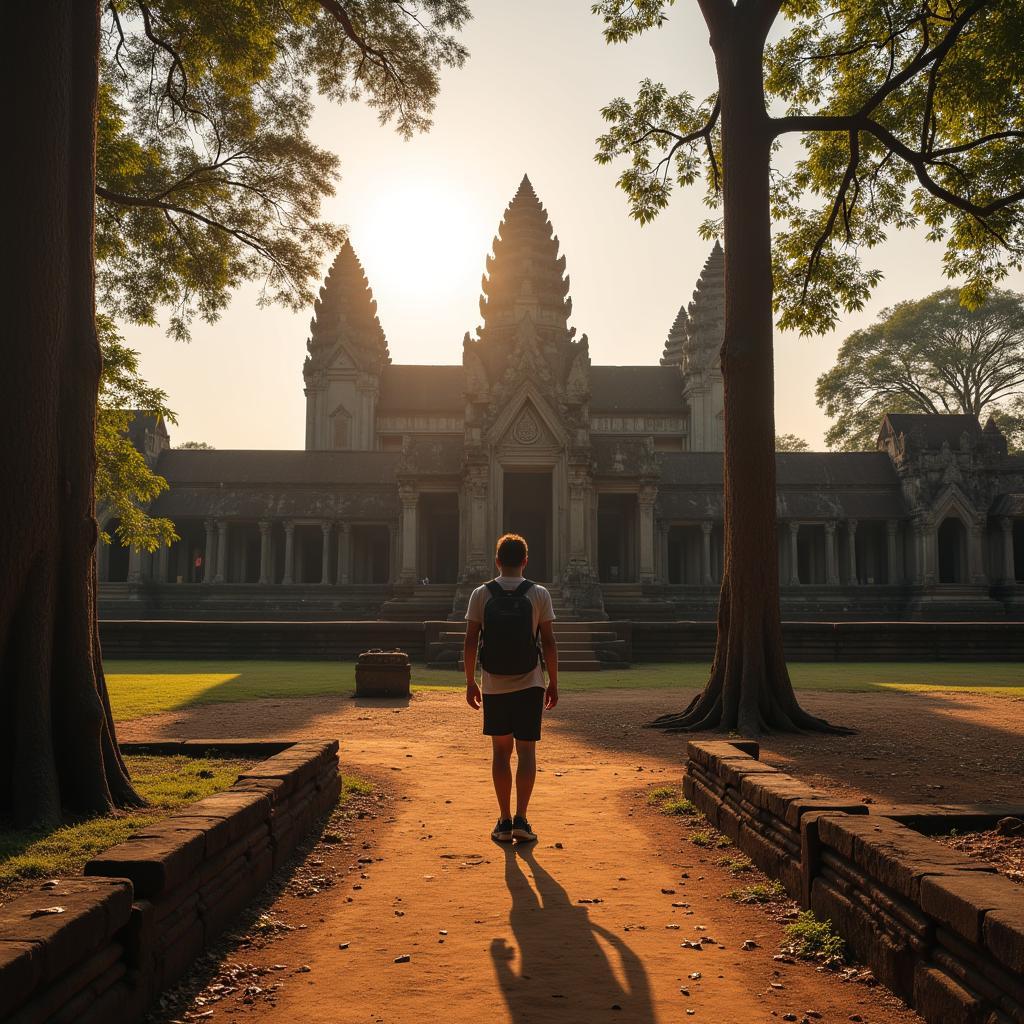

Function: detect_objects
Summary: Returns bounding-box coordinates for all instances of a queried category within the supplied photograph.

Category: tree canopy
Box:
[816,286,1024,449]
[594,0,1024,335]
[775,432,810,451]
[98,0,470,339]
[96,315,177,551]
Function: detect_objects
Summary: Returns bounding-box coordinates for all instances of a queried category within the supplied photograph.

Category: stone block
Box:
[818,815,993,902]
[983,903,1024,975]
[356,649,411,697]
[0,941,42,1019]
[85,827,206,900]
[686,740,759,771]
[0,878,132,984]
[717,758,780,790]
[919,872,1020,945]
[913,964,988,1024]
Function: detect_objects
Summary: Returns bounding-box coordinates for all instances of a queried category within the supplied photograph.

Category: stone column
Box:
[258,521,272,584]
[968,520,987,585]
[922,516,937,584]
[320,521,332,584]
[336,522,351,585]
[399,486,419,584]
[568,477,589,563]
[700,521,714,585]
[886,519,900,585]
[1001,517,1016,585]
[215,520,229,583]
[156,544,170,585]
[846,519,858,585]
[824,521,840,586]
[658,521,670,583]
[785,522,799,585]
[388,521,398,583]
[127,546,142,584]
[282,521,295,585]
[638,485,657,584]
[203,519,217,584]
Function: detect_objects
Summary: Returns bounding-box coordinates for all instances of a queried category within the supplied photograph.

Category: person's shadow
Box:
[491,844,656,1023]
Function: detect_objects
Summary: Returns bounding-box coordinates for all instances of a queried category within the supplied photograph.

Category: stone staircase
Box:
[378,584,458,621]
[425,618,630,671]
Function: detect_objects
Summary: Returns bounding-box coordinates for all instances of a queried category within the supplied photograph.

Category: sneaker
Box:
[512,815,537,842]
[491,817,513,842]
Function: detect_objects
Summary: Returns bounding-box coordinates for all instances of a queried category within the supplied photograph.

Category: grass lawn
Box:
[0,754,250,898]
[104,659,1024,721]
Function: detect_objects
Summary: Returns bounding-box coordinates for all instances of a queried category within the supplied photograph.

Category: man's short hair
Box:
[495,533,528,568]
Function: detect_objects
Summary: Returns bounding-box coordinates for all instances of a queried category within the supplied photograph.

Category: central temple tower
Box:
[457,175,601,612]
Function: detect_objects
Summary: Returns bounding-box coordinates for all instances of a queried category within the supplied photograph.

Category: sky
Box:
[120,0,1023,451]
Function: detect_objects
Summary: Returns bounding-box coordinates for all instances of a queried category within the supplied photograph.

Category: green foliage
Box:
[98,1,470,338]
[594,1,1024,335]
[717,855,754,875]
[775,433,810,451]
[341,775,374,798]
[783,909,846,965]
[647,785,698,816]
[96,315,178,551]
[726,880,788,904]
[0,755,251,892]
[691,827,731,849]
[816,287,1024,449]
[175,440,215,450]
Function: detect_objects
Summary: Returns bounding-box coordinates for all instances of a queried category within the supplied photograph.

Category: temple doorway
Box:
[503,470,551,581]
[938,517,967,583]
[597,494,638,582]
[419,493,459,583]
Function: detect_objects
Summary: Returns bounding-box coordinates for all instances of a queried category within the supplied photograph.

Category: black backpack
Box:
[479,579,540,675]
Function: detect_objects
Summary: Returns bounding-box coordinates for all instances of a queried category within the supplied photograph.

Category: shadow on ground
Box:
[493,843,655,1023]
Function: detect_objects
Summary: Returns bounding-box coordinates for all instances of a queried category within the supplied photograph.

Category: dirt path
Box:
[123,690,943,1024]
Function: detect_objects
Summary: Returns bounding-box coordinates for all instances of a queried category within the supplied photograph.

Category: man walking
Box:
[464,533,558,843]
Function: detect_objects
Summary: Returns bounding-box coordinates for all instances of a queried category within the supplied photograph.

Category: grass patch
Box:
[100,660,1024,722]
[646,785,698,817]
[783,910,846,965]
[341,775,374,799]
[726,880,788,904]
[717,855,754,875]
[691,828,732,849]
[0,754,249,896]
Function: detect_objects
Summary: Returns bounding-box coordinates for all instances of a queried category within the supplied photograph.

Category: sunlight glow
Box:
[345,176,496,361]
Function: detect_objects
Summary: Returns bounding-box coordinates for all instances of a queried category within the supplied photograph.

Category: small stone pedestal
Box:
[355,649,411,698]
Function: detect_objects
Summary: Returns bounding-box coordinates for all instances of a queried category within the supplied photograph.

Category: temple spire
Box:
[478,173,572,336]
[661,305,688,366]
[682,241,725,373]
[306,240,390,375]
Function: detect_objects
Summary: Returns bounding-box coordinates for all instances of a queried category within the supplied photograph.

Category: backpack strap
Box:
[512,579,534,597]
[484,580,505,600]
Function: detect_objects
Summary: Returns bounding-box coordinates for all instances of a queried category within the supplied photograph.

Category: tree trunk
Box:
[651,9,849,735]
[1,0,142,826]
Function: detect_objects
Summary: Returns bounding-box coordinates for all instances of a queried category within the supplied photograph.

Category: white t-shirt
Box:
[465,576,555,694]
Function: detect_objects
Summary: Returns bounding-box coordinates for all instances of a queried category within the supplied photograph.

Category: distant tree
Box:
[96,315,177,551]
[176,441,215,450]
[3,0,470,828]
[594,0,1024,734]
[817,288,1024,450]
[775,433,810,452]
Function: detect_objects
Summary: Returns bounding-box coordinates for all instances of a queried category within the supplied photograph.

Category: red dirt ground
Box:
[113,686,1024,1024]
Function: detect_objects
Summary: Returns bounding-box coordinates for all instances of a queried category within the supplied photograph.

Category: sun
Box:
[348,177,492,314]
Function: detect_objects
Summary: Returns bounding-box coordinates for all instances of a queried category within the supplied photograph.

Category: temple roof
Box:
[654,451,906,519]
[377,365,464,414]
[478,175,572,335]
[880,413,982,448]
[590,366,685,414]
[155,449,400,486]
[306,241,390,375]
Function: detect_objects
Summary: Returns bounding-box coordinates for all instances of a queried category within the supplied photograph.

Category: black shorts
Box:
[482,687,545,741]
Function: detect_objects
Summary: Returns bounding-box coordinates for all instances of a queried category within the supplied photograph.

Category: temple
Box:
[99,176,1024,624]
